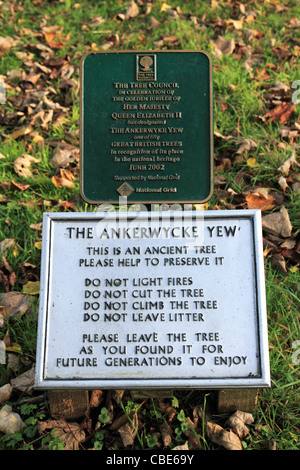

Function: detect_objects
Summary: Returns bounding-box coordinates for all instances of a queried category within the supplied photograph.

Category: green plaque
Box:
[80,51,213,204]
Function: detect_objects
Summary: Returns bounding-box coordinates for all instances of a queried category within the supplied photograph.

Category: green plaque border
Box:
[80,50,214,205]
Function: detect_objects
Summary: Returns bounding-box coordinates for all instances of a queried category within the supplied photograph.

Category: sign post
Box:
[35,51,270,419]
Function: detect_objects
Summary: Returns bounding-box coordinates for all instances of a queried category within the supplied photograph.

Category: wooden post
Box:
[217,388,258,414]
[47,390,89,421]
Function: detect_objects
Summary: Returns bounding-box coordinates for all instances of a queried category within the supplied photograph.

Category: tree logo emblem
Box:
[136,54,156,81]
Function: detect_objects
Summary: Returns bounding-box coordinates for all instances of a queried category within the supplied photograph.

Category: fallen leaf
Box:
[159,420,173,447]
[51,142,79,168]
[14,154,40,178]
[125,1,139,20]
[277,150,299,175]
[246,192,276,210]
[0,36,17,50]
[211,36,235,58]
[263,102,296,124]
[0,292,31,318]
[206,421,242,450]
[172,441,189,450]
[227,18,244,30]
[278,127,299,139]
[42,25,66,49]
[0,384,12,405]
[0,256,16,292]
[11,365,35,395]
[247,157,260,168]
[52,169,74,188]
[262,206,292,238]
[148,17,160,30]
[236,138,258,154]
[6,125,33,141]
[278,176,288,192]
[88,16,105,28]
[10,180,30,191]
[6,342,22,354]
[271,253,287,273]
[162,35,180,46]
[0,405,26,434]
[160,3,173,13]
[225,410,254,439]
[0,239,15,253]
[30,222,43,231]
[38,418,86,450]
[0,306,12,327]
[22,280,40,295]
[90,390,104,408]
[118,412,138,447]
[280,237,300,266]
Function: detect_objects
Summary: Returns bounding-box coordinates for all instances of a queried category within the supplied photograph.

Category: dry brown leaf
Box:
[172,441,189,450]
[90,390,104,408]
[10,180,30,191]
[280,238,296,250]
[159,420,173,447]
[30,222,43,231]
[236,138,258,154]
[0,256,17,292]
[214,131,234,140]
[227,18,244,30]
[88,16,105,28]
[125,1,139,20]
[271,253,287,273]
[38,418,86,450]
[118,412,138,447]
[262,206,292,238]
[6,125,33,141]
[14,154,40,178]
[263,102,296,124]
[0,292,31,318]
[277,150,299,175]
[0,36,17,50]
[0,306,12,327]
[278,176,288,192]
[52,169,74,188]
[211,36,235,58]
[11,365,35,395]
[25,72,41,85]
[246,193,276,211]
[163,35,180,46]
[0,405,26,434]
[0,239,15,253]
[109,413,131,432]
[0,384,12,405]
[51,143,79,168]
[225,410,254,439]
[206,421,242,450]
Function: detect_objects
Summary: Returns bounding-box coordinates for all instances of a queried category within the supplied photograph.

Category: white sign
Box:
[35,210,270,389]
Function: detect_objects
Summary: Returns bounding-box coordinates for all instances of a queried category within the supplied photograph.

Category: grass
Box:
[0,0,299,451]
